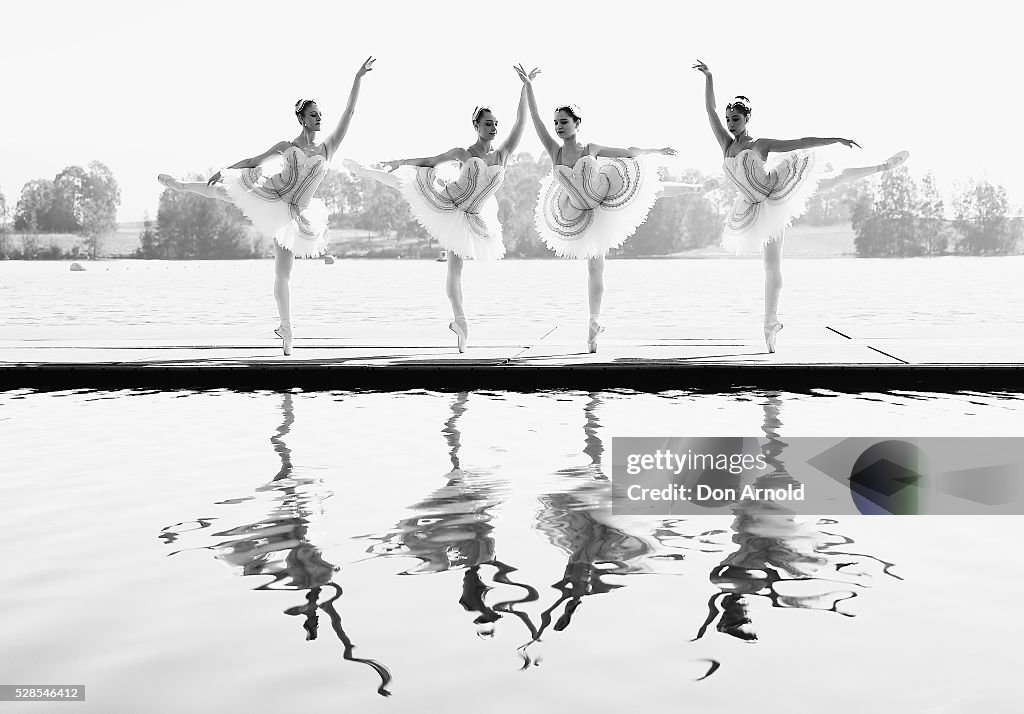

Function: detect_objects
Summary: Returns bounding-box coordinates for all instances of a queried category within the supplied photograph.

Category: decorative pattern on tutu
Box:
[221,146,330,258]
[393,157,506,261]
[721,149,824,254]
[534,154,662,259]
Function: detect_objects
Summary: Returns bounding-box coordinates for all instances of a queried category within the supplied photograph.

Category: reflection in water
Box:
[367,393,531,638]
[693,393,903,647]
[367,392,655,667]
[514,393,654,667]
[160,393,392,697]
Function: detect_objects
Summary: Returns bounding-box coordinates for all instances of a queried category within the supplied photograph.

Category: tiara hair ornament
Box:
[555,103,582,121]
[472,106,492,122]
[295,99,316,115]
[727,96,751,111]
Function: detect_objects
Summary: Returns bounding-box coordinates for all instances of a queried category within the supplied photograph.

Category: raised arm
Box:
[323,56,376,161]
[498,78,534,163]
[514,64,558,158]
[692,60,731,153]
[207,141,292,185]
[757,136,861,153]
[382,147,468,169]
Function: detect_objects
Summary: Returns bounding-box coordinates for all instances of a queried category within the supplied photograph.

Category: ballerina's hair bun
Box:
[555,104,582,123]
[726,96,752,115]
[471,106,493,123]
[294,99,317,117]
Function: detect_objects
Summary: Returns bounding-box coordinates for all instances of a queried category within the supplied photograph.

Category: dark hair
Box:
[554,104,582,124]
[471,106,494,124]
[294,99,317,118]
[725,96,752,117]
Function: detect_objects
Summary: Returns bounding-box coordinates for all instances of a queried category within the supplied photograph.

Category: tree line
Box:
[2,155,1020,260]
[0,162,120,259]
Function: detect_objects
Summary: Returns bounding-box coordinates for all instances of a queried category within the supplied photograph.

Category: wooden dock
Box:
[2,322,1021,391]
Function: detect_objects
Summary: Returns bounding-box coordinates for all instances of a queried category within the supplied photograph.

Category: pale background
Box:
[1,0,1018,222]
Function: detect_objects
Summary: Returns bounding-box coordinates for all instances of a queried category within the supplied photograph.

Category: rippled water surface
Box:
[1,388,1022,712]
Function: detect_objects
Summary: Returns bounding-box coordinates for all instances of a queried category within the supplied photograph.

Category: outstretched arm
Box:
[514,64,558,159]
[758,136,861,153]
[323,56,376,161]
[592,144,677,159]
[498,78,534,164]
[382,147,468,169]
[692,60,731,153]
[207,141,292,185]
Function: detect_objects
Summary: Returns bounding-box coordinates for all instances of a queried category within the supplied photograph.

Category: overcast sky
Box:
[1,0,1018,222]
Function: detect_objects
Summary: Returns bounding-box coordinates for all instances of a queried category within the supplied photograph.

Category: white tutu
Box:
[385,158,506,261]
[721,149,826,254]
[220,146,330,259]
[534,153,663,259]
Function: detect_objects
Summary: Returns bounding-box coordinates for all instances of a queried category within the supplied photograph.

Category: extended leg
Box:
[817,151,910,194]
[157,175,230,202]
[342,159,400,189]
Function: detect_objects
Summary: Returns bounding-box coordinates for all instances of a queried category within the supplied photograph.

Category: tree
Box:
[952,179,1015,255]
[0,186,9,258]
[917,172,949,255]
[496,152,550,257]
[136,213,159,259]
[80,161,121,259]
[154,177,257,259]
[47,165,89,233]
[14,178,54,232]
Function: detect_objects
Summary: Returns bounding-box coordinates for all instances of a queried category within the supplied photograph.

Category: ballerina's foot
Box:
[881,151,910,172]
[157,174,181,189]
[587,320,606,354]
[449,318,468,353]
[702,178,720,193]
[764,321,783,354]
[277,324,293,356]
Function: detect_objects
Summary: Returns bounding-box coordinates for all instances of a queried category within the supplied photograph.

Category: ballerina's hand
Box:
[838,138,861,149]
[356,56,376,78]
[692,59,711,76]
[514,63,541,83]
[206,171,222,186]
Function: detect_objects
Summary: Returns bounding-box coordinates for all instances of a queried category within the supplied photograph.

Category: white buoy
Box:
[70,262,85,271]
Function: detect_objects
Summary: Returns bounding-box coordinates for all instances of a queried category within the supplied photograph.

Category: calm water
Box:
[2,256,1023,339]
[1,387,1022,712]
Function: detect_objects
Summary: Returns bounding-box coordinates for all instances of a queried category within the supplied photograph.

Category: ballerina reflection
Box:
[160,392,392,697]
[367,392,535,638]
[693,392,902,645]
[512,392,654,667]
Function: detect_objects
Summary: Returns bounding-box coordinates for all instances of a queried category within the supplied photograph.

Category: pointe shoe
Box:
[449,318,468,353]
[881,151,910,171]
[587,320,605,354]
[157,174,179,189]
[701,178,720,193]
[764,321,783,353]
[276,324,293,356]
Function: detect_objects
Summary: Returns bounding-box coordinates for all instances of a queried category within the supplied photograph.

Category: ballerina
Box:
[158,56,376,355]
[343,71,534,352]
[518,64,707,353]
[692,59,909,352]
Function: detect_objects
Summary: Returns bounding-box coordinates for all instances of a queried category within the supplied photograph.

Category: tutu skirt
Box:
[722,149,827,254]
[534,154,662,259]
[221,150,330,259]
[391,162,506,261]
